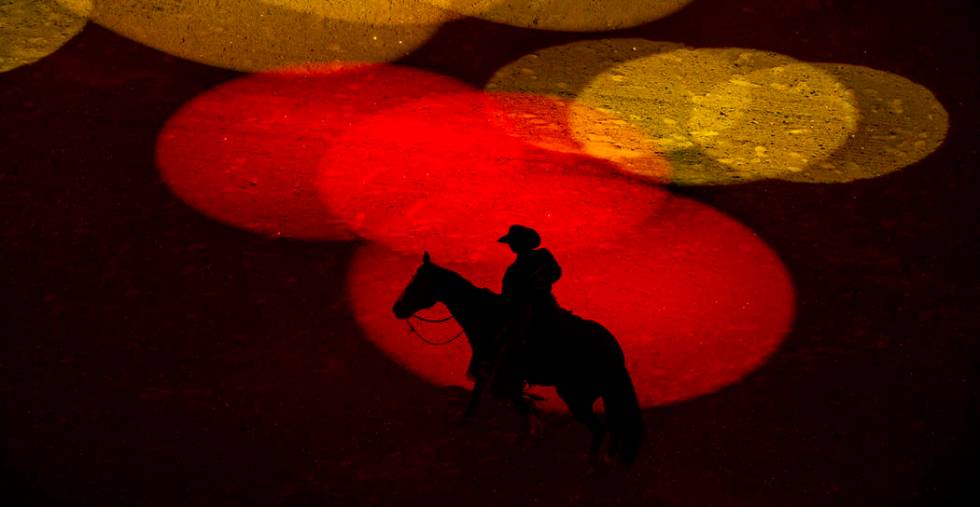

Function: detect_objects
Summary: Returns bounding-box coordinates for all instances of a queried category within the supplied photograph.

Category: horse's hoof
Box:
[526,414,544,439]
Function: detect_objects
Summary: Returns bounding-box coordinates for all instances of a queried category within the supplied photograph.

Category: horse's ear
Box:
[423,251,431,265]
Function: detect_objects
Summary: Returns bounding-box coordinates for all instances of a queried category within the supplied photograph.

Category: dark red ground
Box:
[2,1,978,505]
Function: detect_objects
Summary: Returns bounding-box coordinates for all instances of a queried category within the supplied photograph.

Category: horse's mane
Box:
[431,263,501,301]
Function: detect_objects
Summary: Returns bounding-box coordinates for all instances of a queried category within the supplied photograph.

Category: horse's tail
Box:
[601,362,645,465]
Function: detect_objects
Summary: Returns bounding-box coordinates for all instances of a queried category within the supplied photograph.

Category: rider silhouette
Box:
[493,225,561,396]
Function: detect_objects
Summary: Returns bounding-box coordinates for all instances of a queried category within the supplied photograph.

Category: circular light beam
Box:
[683,61,858,179]
[788,63,949,182]
[90,0,457,71]
[260,0,453,25]
[423,0,694,31]
[348,198,795,410]
[490,91,672,182]
[1,0,90,72]
[490,41,867,185]
[575,47,858,184]
[487,38,684,100]
[316,91,669,261]
[157,63,476,240]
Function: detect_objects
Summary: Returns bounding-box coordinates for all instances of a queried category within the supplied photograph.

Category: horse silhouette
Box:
[392,252,645,464]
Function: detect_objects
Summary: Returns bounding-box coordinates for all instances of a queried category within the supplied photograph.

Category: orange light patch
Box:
[490,92,672,183]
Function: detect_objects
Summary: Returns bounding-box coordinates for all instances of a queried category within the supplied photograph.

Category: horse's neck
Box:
[437,269,493,337]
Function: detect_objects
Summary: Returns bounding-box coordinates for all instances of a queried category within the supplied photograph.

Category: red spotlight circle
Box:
[156,63,476,239]
[316,91,669,261]
[347,195,795,411]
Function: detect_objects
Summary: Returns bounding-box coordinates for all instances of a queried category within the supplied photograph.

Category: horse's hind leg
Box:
[558,387,605,460]
[497,381,542,437]
[455,377,488,426]
[607,429,622,461]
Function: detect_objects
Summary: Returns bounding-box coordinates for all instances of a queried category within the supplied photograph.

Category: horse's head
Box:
[392,251,442,319]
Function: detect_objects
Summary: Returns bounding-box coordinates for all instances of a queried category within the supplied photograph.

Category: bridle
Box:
[407,311,465,346]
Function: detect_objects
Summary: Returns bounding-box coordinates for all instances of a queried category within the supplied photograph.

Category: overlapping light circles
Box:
[316,90,670,262]
[423,0,694,31]
[801,64,949,182]
[681,60,857,179]
[155,61,795,408]
[157,64,476,240]
[490,92,672,182]
[88,0,458,72]
[348,199,794,410]
[491,41,858,184]
[304,70,793,409]
[0,0,91,72]
[489,39,948,184]
[487,38,685,100]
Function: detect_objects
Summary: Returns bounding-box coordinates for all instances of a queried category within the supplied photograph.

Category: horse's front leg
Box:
[454,356,490,425]
[510,391,543,438]
[456,377,488,426]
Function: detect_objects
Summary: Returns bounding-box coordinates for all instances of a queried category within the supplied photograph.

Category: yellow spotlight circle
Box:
[793,63,949,183]
[687,62,858,179]
[487,40,685,182]
[56,0,93,16]
[494,41,944,185]
[424,0,694,31]
[487,38,685,100]
[490,92,672,182]
[575,47,796,184]
[89,0,458,72]
[573,47,858,184]
[1,0,90,72]
[259,0,453,25]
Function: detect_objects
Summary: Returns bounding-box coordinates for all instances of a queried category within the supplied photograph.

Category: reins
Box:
[407,312,465,346]
[410,313,455,323]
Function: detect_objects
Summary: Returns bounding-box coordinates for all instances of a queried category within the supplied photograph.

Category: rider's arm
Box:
[534,249,562,285]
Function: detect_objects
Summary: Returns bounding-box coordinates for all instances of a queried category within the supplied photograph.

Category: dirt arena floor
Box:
[2,1,978,505]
